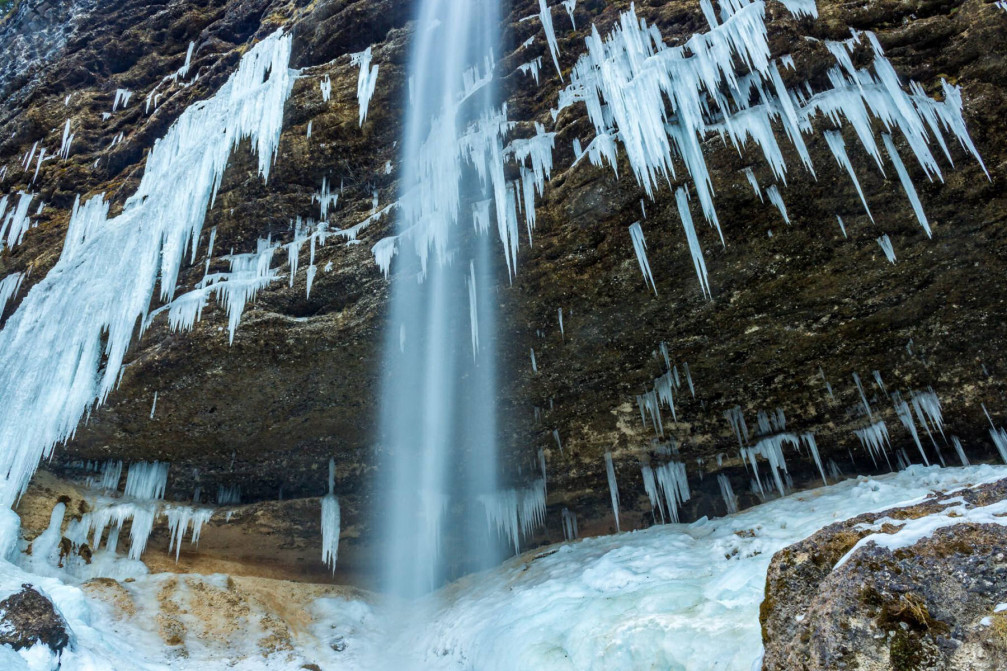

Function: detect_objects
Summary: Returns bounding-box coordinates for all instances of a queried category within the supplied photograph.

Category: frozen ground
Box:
[2,464,1007,671]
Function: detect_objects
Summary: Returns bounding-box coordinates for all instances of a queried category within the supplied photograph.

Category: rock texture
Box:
[0,585,71,653]
[761,476,1007,670]
[0,0,1006,582]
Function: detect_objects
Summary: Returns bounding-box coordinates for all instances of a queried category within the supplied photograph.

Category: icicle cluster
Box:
[0,32,296,507]
[478,479,547,554]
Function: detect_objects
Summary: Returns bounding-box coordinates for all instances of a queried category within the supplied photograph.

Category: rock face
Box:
[0,0,1006,582]
[0,585,71,653]
[761,477,1007,670]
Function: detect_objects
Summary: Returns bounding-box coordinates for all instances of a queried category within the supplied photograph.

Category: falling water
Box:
[377,0,504,598]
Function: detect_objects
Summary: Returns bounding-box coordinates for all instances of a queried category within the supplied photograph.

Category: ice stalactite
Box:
[654,461,691,523]
[518,57,543,85]
[478,480,546,554]
[58,119,74,161]
[743,434,796,497]
[112,88,132,111]
[321,458,340,573]
[952,437,969,466]
[123,461,169,500]
[628,222,657,295]
[604,451,620,532]
[0,32,295,508]
[561,0,577,28]
[802,433,827,484]
[882,132,930,236]
[854,420,892,469]
[765,185,790,225]
[0,272,23,316]
[877,234,896,263]
[823,130,873,222]
[217,484,241,505]
[717,474,738,514]
[538,0,563,80]
[1,191,34,249]
[319,74,331,102]
[149,391,158,419]
[561,507,578,540]
[165,506,213,561]
[676,188,711,298]
[350,47,380,126]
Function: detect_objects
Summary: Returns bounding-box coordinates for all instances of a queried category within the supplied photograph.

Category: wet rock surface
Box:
[0,0,1005,580]
[761,477,1007,670]
[0,585,71,653]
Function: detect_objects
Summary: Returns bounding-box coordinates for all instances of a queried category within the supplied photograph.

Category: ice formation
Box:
[604,451,620,531]
[562,0,577,28]
[0,272,23,316]
[718,473,738,514]
[1,191,34,249]
[882,132,929,236]
[350,47,379,126]
[58,119,74,161]
[538,0,563,79]
[518,57,543,85]
[319,74,331,102]
[123,461,169,501]
[479,479,546,554]
[802,433,827,484]
[653,461,691,523]
[877,234,896,263]
[854,420,891,469]
[164,505,213,561]
[561,506,578,540]
[321,458,340,573]
[675,187,711,297]
[836,214,847,237]
[149,391,158,419]
[743,433,796,497]
[0,32,295,508]
[765,185,790,224]
[112,88,132,111]
[217,484,241,505]
[823,130,873,221]
[952,436,969,466]
[628,222,657,295]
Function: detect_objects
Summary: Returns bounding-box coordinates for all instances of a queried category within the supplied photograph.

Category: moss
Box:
[876,593,949,636]
[889,629,925,671]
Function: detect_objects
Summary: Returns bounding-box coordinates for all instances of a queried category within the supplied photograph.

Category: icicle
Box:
[350,47,380,126]
[802,432,827,484]
[853,371,872,418]
[150,392,158,419]
[877,234,896,263]
[676,187,711,298]
[882,133,930,237]
[321,458,340,573]
[0,272,24,316]
[823,130,873,222]
[0,32,295,507]
[478,480,546,554]
[952,436,968,466]
[124,461,169,500]
[558,307,564,339]
[561,507,578,540]
[743,167,762,201]
[853,420,891,469]
[518,57,543,86]
[58,120,74,161]
[654,461,690,523]
[552,429,563,454]
[467,261,479,358]
[717,474,737,514]
[530,348,538,373]
[641,464,664,523]
[604,451,620,532]
[112,88,133,111]
[320,75,332,102]
[872,370,885,392]
[306,120,312,139]
[836,215,847,238]
[628,222,657,295]
[165,505,213,561]
[562,0,577,28]
[538,0,563,80]
[765,185,790,224]
[217,484,241,505]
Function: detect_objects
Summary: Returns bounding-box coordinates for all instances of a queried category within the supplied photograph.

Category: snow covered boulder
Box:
[0,585,70,654]
[760,477,1007,670]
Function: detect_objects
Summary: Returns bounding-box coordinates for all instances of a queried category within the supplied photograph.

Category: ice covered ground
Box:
[3,464,1007,670]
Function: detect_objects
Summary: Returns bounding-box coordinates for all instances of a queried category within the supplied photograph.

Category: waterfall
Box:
[377,0,505,598]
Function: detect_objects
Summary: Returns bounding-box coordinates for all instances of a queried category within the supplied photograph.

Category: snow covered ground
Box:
[2,464,1007,670]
